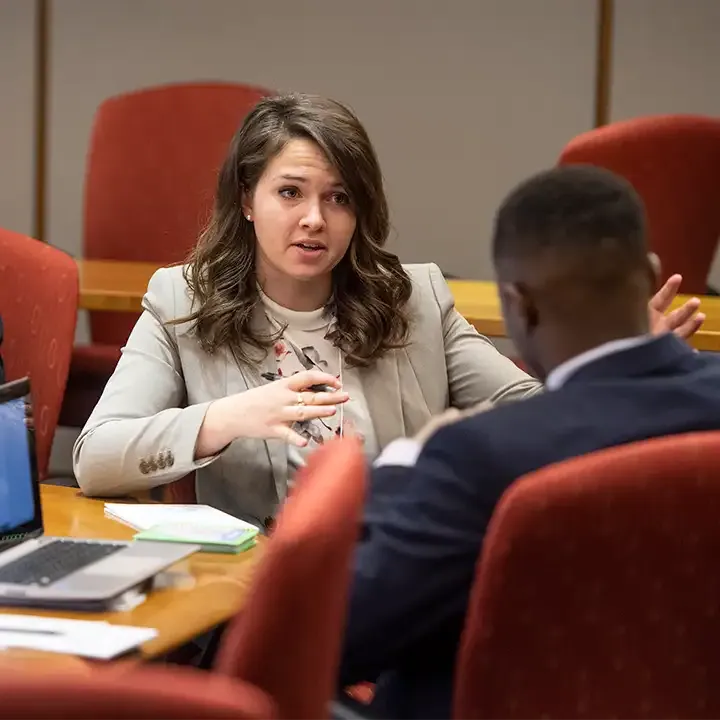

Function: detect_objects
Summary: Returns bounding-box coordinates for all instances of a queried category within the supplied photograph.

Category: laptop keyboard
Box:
[0,539,126,586]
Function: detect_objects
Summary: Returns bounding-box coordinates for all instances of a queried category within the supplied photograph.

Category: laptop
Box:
[0,377,199,610]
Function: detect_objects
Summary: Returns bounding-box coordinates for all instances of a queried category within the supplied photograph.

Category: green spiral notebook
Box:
[134,522,259,554]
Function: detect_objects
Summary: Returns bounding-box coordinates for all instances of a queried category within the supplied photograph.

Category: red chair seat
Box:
[57,344,122,428]
[70,343,122,375]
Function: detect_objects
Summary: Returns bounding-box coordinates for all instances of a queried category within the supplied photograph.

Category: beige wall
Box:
[0,0,36,237]
[611,0,720,286]
[45,0,597,280]
[2,0,719,471]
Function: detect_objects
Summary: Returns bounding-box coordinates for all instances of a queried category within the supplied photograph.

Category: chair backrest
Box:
[83,81,273,346]
[0,665,275,718]
[215,437,367,720]
[454,431,720,719]
[558,114,720,294]
[0,228,78,480]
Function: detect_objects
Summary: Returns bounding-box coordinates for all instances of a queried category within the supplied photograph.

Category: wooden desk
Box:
[448,280,720,352]
[78,260,161,313]
[77,259,720,352]
[3,486,262,660]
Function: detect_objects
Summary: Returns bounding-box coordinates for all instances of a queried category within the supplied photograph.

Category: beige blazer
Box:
[73,263,539,524]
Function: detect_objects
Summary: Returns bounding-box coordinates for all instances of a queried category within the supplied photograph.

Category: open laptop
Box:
[0,377,199,610]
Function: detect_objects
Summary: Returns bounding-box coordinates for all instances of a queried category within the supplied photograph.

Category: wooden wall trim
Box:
[33,0,49,242]
[594,0,614,127]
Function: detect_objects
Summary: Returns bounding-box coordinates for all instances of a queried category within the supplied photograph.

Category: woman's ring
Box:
[296,394,305,406]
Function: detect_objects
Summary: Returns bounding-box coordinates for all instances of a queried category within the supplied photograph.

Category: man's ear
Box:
[498,281,539,333]
[648,252,662,288]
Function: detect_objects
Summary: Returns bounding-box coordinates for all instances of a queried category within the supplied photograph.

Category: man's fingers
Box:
[664,298,701,331]
[650,274,682,312]
[673,313,705,340]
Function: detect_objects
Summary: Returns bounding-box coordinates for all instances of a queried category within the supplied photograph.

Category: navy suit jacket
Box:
[339,335,720,719]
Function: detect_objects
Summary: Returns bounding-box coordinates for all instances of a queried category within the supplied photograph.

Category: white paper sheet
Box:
[0,613,157,660]
[104,502,259,532]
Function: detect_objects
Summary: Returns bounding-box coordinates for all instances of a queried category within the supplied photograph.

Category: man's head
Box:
[492,165,657,381]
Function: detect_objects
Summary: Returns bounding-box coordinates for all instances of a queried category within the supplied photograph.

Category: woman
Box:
[73,93,702,525]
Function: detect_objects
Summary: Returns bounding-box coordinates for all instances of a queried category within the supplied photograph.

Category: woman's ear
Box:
[241,187,253,221]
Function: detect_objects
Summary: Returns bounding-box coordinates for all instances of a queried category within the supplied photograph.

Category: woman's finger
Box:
[285,369,342,392]
[279,403,338,424]
[296,389,349,406]
[274,424,310,447]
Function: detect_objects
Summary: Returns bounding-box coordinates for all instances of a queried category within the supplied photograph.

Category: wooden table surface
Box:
[77,259,720,352]
[1,486,262,660]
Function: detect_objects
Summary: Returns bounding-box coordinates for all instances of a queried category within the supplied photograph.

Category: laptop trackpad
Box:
[82,556,165,577]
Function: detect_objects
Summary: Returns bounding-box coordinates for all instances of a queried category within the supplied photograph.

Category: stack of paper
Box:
[104,503,260,554]
[0,614,157,660]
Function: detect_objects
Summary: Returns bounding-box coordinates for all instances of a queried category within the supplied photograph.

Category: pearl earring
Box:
[246,214,252,221]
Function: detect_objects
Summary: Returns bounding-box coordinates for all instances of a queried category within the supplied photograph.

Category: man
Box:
[338,166,720,719]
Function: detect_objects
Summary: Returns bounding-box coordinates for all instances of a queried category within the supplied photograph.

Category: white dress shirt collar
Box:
[544,335,654,391]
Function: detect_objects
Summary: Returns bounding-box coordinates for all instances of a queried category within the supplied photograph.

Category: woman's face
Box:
[244,138,357,293]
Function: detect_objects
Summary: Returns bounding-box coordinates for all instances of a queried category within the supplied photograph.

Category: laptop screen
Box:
[0,385,37,533]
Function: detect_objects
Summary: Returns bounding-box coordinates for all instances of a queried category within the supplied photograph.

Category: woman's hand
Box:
[195,370,349,459]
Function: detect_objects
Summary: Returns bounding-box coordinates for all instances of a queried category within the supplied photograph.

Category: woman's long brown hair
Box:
[176,93,412,368]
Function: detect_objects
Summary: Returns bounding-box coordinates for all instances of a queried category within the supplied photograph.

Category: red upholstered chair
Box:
[454,431,720,719]
[0,665,275,718]
[60,81,273,430]
[0,228,78,481]
[558,115,720,295]
[215,437,367,720]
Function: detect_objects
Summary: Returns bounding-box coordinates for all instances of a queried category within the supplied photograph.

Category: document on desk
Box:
[0,613,157,659]
[104,503,259,532]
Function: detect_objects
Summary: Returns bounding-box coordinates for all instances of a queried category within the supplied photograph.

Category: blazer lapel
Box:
[360,348,434,449]
[360,351,405,449]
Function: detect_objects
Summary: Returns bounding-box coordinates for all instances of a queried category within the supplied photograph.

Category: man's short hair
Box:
[492,165,647,269]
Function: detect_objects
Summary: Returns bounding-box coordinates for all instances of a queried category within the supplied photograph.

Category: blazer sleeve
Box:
[339,420,493,686]
[72,268,220,497]
[427,264,541,408]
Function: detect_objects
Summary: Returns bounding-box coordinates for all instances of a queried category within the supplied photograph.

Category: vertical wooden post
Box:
[594,0,614,128]
[33,0,49,241]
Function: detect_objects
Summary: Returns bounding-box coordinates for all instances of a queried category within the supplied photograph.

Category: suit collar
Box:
[558,333,696,387]
[546,335,653,390]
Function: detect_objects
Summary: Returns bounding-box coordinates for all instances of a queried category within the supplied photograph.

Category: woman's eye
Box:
[279,187,299,199]
[331,192,350,205]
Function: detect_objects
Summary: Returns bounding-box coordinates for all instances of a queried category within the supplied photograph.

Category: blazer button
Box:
[148,457,158,472]
[139,459,149,475]
[157,453,167,470]
[166,451,175,467]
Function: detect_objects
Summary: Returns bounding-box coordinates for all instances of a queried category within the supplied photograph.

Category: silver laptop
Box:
[0,377,199,610]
